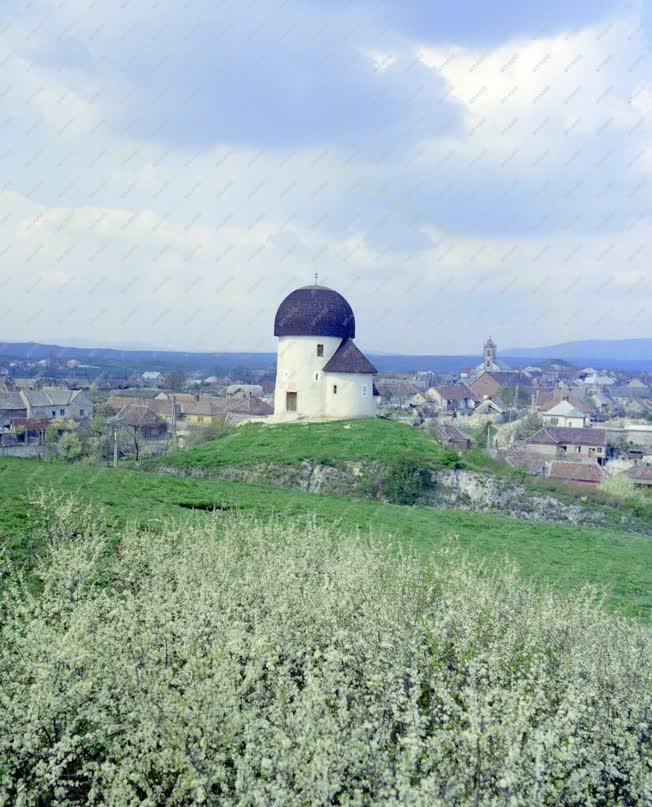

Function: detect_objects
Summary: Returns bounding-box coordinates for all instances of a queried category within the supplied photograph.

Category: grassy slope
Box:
[149,418,652,531]
[145,418,459,471]
[1,457,649,619]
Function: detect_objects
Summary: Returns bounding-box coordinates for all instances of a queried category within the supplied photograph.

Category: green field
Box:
[1,457,650,619]
[145,418,460,471]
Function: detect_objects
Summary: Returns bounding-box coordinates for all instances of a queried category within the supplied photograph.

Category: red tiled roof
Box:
[527,427,607,447]
[432,385,479,402]
[114,404,165,428]
[534,391,591,414]
[548,462,606,483]
[10,417,50,429]
[625,463,652,483]
[227,397,273,416]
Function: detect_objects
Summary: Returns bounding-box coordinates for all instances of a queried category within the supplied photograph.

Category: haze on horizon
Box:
[1,0,651,354]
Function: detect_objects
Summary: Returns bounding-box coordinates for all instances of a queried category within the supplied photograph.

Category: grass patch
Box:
[0,457,649,619]
[144,418,462,472]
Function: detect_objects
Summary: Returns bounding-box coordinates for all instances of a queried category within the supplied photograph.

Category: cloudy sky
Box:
[0,0,650,354]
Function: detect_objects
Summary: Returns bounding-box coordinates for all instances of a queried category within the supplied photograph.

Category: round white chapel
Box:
[272,284,378,421]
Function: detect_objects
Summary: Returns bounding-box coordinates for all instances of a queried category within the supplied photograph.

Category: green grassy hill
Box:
[145,418,460,472]
[146,418,652,531]
[1,457,649,619]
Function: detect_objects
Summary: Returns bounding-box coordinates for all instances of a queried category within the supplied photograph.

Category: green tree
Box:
[513,413,543,440]
[91,413,107,436]
[164,370,186,391]
[57,431,83,462]
[379,455,433,504]
[45,418,77,447]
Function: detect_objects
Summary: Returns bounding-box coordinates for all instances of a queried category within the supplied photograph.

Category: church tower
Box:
[483,337,497,370]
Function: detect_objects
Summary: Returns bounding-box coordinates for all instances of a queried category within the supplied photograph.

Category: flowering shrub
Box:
[0,500,650,805]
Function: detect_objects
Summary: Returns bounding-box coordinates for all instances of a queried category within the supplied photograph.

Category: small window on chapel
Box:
[314,372,319,382]
[317,344,324,357]
[333,385,337,394]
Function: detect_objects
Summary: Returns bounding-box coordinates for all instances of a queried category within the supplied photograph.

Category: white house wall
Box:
[273,335,376,421]
[324,372,376,419]
[274,335,342,419]
[542,415,586,428]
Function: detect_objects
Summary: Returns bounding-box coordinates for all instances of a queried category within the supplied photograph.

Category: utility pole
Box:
[171,394,177,447]
[113,426,118,468]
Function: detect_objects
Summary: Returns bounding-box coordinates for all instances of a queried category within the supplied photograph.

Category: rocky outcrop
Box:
[425,468,613,528]
[154,460,648,533]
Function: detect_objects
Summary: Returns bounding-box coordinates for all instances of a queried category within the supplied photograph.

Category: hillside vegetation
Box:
[1,502,649,804]
[147,419,652,531]
[1,458,650,618]
[147,418,461,472]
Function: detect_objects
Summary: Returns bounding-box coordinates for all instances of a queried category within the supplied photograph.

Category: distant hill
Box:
[1,339,650,374]
[506,339,652,363]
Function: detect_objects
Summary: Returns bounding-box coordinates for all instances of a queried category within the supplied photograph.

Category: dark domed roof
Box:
[274,285,355,338]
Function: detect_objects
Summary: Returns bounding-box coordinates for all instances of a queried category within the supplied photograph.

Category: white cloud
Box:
[1,188,650,353]
[0,4,650,353]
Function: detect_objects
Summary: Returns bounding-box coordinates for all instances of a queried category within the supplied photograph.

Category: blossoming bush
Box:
[0,499,650,805]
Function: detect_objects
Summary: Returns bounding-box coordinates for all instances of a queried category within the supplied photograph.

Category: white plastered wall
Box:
[273,335,341,420]
[324,371,376,419]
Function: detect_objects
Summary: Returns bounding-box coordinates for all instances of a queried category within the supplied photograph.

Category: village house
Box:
[432,423,471,451]
[579,372,616,387]
[472,396,508,422]
[8,418,50,444]
[106,396,178,422]
[546,461,608,487]
[605,423,652,450]
[497,448,547,475]
[154,392,197,401]
[106,393,273,431]
[110,403,168,440]
[374,381,419,406]
[624,463,652,487]
[541,399,589,428]
[532,388,589,414]
[225,384,264,399]
[0,387,93,429]
[427,385,478,412]
[407,391,428,407]
[526,426,608,465]
[469,370,531,401]
[224,396,274,425]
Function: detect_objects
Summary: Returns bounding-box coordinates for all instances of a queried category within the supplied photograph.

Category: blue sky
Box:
[0,0,650,353]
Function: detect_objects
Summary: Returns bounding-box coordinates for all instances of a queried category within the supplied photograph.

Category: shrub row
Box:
[0,500,650,804]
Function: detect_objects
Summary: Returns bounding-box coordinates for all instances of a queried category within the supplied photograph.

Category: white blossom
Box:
[0,495,650,805]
